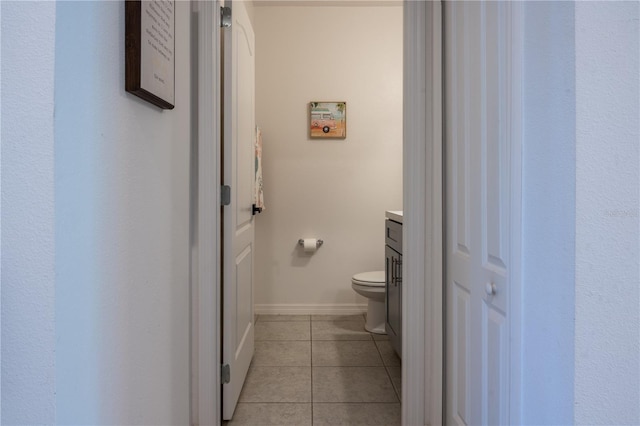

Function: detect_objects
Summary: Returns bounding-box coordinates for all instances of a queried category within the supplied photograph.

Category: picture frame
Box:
[310,102,346,139]
[125,0,175,110]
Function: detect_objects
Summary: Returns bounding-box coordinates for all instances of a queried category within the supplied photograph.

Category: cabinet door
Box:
[386,245,402,357]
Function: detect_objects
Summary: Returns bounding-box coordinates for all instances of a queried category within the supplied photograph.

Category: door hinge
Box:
[221,363,231,384]
[220,6,231,28]
[221,185,231,206]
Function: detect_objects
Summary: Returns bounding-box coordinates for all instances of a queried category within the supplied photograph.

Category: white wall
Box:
[0,3,2,421]
[1,1,192,424]
[521,3,576,423]
[522,2,640,424]
[574,2,639,424]
[253,4,403,312]
[54,2,192,423]
[1,2,57,423]
[0,2,2,419]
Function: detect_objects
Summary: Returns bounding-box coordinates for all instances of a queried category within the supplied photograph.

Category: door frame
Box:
[403,1,443,425]
[192,1,441,425]
[192,1,223,425]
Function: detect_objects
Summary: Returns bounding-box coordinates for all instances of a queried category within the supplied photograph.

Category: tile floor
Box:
[225,314,402,426]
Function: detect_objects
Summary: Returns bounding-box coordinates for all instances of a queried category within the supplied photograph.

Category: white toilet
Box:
[351,270,386,334]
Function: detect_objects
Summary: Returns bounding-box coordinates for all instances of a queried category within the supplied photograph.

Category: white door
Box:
[222,0,256,420]
[445,2,519,424]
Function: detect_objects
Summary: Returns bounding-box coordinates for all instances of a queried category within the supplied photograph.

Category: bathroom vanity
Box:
[385,211,403,358]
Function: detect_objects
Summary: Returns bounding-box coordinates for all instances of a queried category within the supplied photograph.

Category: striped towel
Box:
[254,126,265,210]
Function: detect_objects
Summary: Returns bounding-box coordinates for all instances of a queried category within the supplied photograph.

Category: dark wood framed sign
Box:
[125,0,175,109]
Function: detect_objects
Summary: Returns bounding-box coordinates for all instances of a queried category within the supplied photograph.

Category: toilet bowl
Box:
[351,270,386,334]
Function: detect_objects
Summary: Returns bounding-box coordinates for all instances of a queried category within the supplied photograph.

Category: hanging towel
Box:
[254,126,265,210]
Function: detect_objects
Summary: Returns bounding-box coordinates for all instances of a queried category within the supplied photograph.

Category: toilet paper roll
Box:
[303,238,317,253]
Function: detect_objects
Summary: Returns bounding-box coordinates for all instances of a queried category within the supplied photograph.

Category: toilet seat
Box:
[352,270,385,287]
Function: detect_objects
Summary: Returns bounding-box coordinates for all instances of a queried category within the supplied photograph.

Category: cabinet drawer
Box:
[385,219,402,253]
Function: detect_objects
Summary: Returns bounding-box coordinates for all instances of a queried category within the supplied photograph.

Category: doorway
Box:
[193,1,443,425]
[231,1,403,422]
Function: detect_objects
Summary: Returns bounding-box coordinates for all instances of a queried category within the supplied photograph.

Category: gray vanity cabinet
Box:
[385,218,402,358]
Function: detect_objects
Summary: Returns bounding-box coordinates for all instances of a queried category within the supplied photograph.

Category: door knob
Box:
[252,204,262,215]
[485,282,496,296]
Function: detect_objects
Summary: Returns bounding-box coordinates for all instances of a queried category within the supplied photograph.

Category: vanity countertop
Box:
[385,210,403,224]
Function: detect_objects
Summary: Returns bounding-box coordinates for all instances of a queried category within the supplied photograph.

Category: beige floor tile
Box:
[313,403,401,426]
[253,341,311,366]
[312,367,398,403]
[312,341,383,367]
[312,314,365,323]
[375,340,401,367]
[372,332,390,341]
[239,366,311,402]
[255,321,310,341]
[225,403,312,426]
[311,321,372,341]
[258,314,310,322]
[386,366,402,401]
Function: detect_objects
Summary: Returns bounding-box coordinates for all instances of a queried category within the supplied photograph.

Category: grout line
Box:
[310,318,314,425]
[312,402,401,405]
[374,340,402,403]
[251,316,398,423]
[385,365,402,402]
[235,402,311,408]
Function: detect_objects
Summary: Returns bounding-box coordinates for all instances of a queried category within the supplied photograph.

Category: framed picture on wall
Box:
[125,0,175,110]
[310,102,346,139]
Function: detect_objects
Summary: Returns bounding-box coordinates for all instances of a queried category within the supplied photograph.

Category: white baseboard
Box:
[255,303,367,315]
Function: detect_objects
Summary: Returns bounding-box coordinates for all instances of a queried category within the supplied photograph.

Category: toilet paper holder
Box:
[298,239,324,248]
